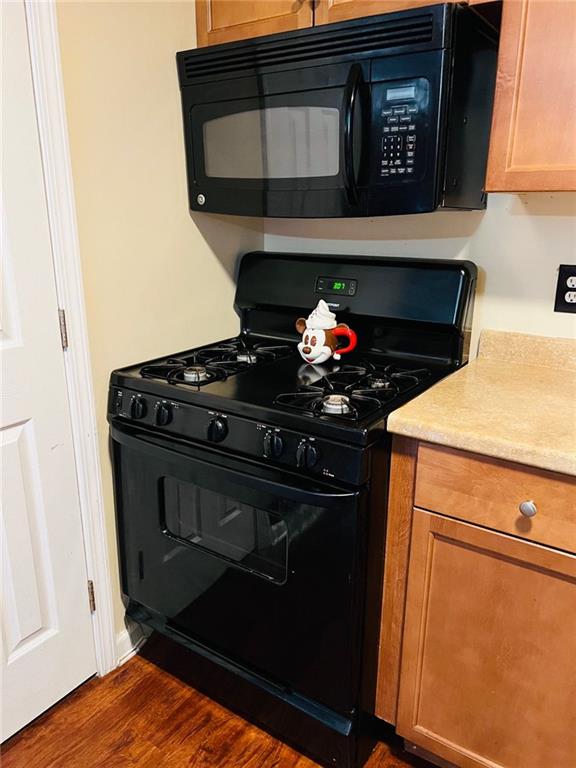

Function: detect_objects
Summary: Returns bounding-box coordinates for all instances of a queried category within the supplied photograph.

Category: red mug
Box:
[332,326,358,359]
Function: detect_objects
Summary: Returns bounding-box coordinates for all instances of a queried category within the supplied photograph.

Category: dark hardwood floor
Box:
[2,653,430,768]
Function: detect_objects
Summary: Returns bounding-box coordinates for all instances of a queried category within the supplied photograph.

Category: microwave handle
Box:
[343,65,364,206]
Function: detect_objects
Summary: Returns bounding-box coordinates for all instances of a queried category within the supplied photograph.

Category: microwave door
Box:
[184,71,368,218]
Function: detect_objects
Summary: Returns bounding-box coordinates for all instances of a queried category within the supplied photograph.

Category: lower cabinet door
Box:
[397,509,576,768]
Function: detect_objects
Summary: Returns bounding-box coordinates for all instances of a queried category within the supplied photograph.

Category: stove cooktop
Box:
[111,335,448,442]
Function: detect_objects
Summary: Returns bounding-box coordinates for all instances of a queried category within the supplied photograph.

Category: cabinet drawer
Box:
[415,443,576,552]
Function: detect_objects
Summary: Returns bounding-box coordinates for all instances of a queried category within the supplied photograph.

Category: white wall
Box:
[265,193,576,353]
[57,1,262,638]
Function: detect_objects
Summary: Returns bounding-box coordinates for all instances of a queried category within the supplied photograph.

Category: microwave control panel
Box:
[373,78,430,183]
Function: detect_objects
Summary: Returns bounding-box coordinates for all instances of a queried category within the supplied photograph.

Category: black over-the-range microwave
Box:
[177,3,498,218]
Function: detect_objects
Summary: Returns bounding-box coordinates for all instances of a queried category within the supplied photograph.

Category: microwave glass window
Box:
[202,107,340,179]
[386,85,416,101]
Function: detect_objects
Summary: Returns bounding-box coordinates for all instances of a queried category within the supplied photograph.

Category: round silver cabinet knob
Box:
[196,193,206,206]
[519,500,538,518]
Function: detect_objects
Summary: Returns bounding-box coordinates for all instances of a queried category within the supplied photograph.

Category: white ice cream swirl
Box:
[305,299,337,330]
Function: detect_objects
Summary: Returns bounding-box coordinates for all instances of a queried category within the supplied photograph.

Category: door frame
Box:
[24,0,117,676]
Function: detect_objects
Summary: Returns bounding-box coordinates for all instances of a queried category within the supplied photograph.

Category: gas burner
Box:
[183,366,209,383]
[366,376,395,390]
[140,358,227,387]
[321,394,352,415]
[196,340,293,367]
[236,351,259,364]
[275,386,378,422]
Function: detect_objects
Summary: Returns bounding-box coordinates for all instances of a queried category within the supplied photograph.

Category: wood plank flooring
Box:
[2,653,430,768]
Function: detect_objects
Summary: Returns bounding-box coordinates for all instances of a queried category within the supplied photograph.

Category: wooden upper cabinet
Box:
[314,0,453,27]
[195,0,495,48]
[195,0,313,48]
[486,0,576,191]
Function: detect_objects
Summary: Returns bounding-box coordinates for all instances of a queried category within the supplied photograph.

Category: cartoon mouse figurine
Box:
[296,299,357,365]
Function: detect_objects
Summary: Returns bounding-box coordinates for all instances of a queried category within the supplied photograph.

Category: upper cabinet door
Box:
[195,0,313,47]
[486,0,576,191]
[314,0,454,27]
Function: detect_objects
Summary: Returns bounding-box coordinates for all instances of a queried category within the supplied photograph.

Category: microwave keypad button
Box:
[399,116,411,124]
[387,116,399,124]
[406,142,415,150]
[394,160,402,165]
[408,135,416,142]
[407,105,418,114]
[406,167,414,174]
[398,168,406,174]
[383,127,390,134]
[408,124,416,131]
[393,106,406,115]
[406,151,415,158]
[406,159,415,166]
[399,126,408,132]
[382,108,393,116]
[391,126,399,133]
[390,168,397,174]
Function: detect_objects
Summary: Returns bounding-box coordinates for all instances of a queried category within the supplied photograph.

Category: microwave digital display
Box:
[386,85,416,101]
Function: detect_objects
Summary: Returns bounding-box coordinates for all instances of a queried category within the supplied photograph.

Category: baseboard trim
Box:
[116,626,147,667]
[404,741,458,768]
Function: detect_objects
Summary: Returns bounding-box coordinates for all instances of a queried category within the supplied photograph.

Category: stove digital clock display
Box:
[315,276,358,297]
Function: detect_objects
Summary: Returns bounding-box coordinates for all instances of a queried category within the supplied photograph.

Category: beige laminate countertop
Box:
[387,330,576,476]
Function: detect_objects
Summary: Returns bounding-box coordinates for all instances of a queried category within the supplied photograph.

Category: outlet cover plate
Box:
[554,264,576,314]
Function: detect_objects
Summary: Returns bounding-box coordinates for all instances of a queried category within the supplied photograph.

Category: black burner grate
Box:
[275,362,430,420]
[140,339,293,387]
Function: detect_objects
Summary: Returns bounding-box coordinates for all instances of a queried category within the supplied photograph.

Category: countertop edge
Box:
[387,415,576,478]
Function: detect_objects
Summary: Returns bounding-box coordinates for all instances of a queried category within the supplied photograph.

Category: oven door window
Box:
[191,89,346,190]
[163,477,288,584]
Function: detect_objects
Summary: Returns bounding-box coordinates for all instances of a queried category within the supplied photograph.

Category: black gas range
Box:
[108,252,476,768]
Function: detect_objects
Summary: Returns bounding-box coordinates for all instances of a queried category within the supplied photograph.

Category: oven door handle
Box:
[111,423,361,507]
[342,64,364,206]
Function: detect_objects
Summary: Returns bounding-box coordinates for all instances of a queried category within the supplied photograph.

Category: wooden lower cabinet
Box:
[396,508,576,768]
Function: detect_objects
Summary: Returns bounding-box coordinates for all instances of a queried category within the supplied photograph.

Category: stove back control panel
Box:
[109,388,369,485]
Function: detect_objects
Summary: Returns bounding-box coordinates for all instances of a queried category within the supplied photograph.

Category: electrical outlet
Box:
[554,265,576,314]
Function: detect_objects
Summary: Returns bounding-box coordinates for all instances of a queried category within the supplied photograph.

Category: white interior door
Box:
[1,0,97,740]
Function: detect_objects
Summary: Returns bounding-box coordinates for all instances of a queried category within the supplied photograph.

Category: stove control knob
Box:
[130,396,147,420]
[155,402,172,427]
[296,441,318,469]
[263,431,284,459]
[207,417,228,443]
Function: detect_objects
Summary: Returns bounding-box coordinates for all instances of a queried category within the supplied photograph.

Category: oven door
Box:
[111,424,368,716]
[181,62,369,218]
